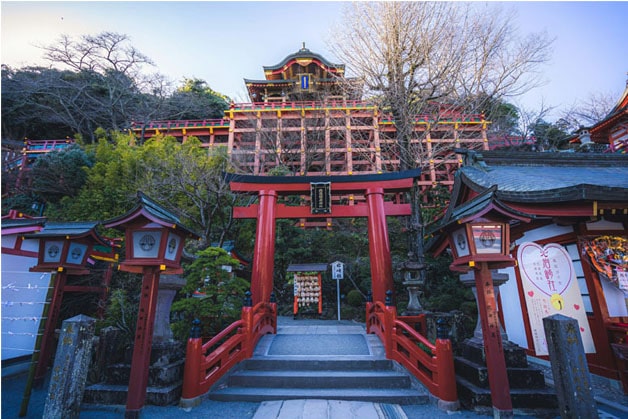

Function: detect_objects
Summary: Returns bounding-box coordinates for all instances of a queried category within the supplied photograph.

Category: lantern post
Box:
[20,222,107,415]
[446,216,517,418]
[104,192,199,419]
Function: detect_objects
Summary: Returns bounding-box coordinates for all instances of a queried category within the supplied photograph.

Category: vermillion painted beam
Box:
[229,178,414,194]
[233,202,411,219]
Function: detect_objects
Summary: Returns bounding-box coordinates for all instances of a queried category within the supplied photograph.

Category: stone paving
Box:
[2,316,628,418]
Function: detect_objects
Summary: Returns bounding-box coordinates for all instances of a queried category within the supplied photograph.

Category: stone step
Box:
[454,356,547,389]
[460,339,528,368]
[83,381,182,406]
[456,375,558,411]
[229,369,412,389]
[104,359,184,386]
[242,358,394,371]
[207,386,429,405]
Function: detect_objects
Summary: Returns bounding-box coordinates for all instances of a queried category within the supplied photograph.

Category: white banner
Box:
[517,242,595,355]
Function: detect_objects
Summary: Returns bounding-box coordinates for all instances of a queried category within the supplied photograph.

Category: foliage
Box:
[422,254,475,315]
[1,32,230,143]
[346,289,364,307]
[167,78,230,120]
[171,247,249,341]
[133,137,238,247]
[531,118,572,151]
[29,145,94,204]
[45,131,140,221]
[97,287,139,346]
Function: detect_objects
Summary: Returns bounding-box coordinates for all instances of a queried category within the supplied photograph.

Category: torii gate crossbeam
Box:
[226,169,421,305]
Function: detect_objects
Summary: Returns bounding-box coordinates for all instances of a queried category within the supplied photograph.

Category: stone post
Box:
[543,314,598,419]
[153,274,186,342]
[43,314,96,419]
[460,270,509,343]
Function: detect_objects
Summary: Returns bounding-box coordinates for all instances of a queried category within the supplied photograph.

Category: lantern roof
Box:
[287,263,329,272]
[104,192,200,239]
[23,221,108,245]
[439,185,533,230]
[1,216,46,235]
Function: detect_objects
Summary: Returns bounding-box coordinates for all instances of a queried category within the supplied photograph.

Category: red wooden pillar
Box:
[251,190,277,305]
[33,270,67,385]
[181,321,202,401]
[125,266,161,418]
[366,187,393,303]
[475,262,513,416]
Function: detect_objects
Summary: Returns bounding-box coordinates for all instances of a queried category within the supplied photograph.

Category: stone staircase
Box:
[207,323,429,405]
[455,338,558,414]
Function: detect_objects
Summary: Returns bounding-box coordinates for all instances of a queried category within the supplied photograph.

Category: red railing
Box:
[366,300,457,404]
[132,119,229,130]
[229,100,375,111]
[181,300,277,403]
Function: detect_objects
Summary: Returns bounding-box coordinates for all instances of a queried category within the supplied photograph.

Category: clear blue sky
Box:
[2,1,627,121]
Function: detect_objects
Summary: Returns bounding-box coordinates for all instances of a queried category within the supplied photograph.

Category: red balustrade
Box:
[366,300,457,405]
[133,119,229,130]
[181,299,277,403]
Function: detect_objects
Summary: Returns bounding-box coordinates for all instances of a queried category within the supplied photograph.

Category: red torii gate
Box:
[225,169,421,305]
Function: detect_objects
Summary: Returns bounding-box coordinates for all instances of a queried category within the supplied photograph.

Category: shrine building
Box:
[132,45,490,193]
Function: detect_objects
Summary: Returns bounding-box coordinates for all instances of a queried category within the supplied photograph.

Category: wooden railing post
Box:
[365,290,373,333]
[181,319,203,402]
[384,290,397,356]
[241,291,254,357]
[270,292,278,334]
[435,317,459,409]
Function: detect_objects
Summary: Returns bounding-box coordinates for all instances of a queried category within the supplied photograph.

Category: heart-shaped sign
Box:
[518,242,574,297]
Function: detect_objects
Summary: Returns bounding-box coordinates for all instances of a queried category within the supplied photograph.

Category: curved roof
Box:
[456,151,628,203]
[263,44,344,73]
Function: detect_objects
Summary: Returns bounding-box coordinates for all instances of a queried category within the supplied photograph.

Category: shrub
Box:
[346,289,364,307]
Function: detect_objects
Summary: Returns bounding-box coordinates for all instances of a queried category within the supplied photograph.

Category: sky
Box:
[2,1,627,122]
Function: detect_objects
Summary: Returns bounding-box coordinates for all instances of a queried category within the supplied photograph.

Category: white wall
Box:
[1,253,51,361]
[500,224,575,349]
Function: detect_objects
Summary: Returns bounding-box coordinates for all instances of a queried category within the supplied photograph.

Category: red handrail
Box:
[181,300,277,402]
[366,301,457,404]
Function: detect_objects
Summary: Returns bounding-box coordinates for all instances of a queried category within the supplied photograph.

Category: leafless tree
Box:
[329,1,554,280]
[34,32,175,141]
[560,91,619,132]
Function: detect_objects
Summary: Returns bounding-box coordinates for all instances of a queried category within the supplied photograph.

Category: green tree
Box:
[29,145,94,204]
[531,118,571,151]
[171,247,249,340]
[167,78,230,120]
[48,131,141,221]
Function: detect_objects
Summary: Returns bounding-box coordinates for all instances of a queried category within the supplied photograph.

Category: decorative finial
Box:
[302,42,306,50]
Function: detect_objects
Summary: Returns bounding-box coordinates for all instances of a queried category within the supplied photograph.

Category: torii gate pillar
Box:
[366,187,393,303]
[251,190,277,305]
[226,169,421,306]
